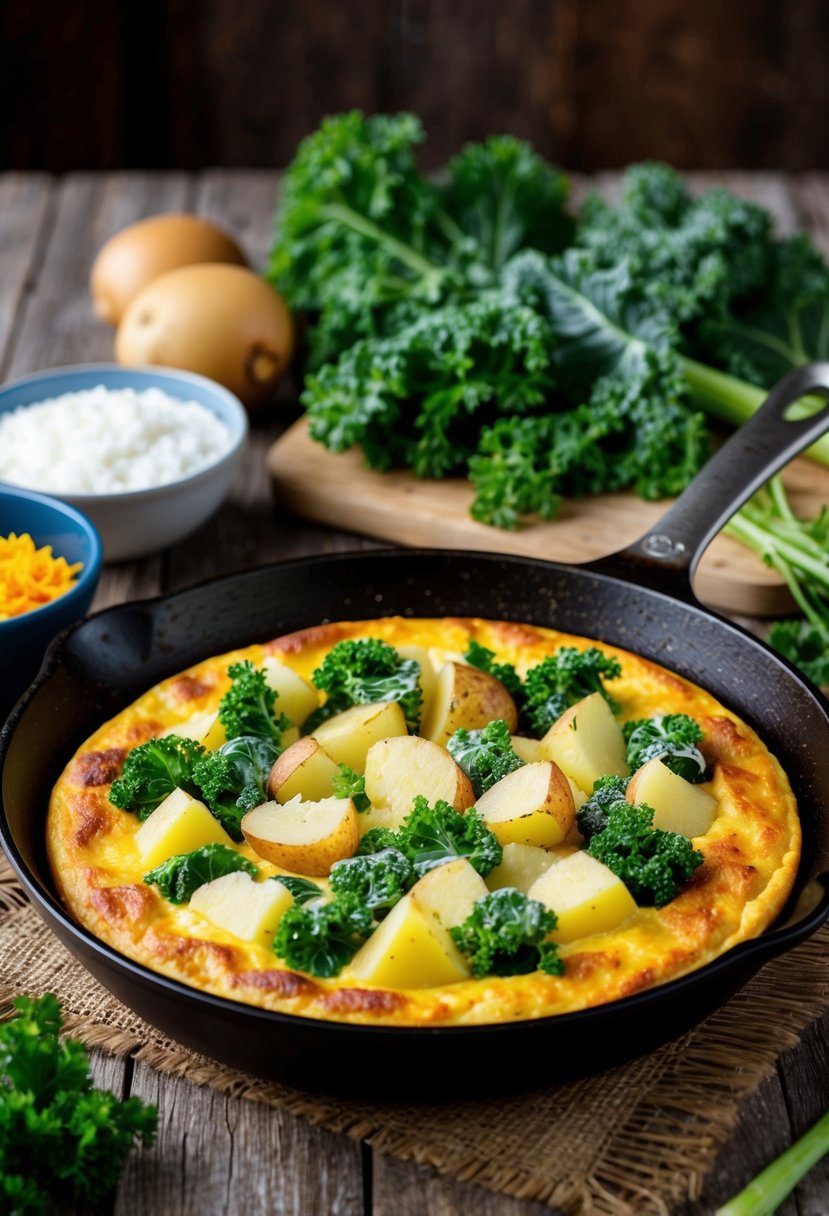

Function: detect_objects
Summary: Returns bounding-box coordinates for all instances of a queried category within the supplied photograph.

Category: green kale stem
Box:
[716,1106,829,1216]
[681,356,829,468]
[322,201,444,284]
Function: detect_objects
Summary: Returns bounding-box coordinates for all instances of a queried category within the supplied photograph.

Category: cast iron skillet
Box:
[2,366,829,1097]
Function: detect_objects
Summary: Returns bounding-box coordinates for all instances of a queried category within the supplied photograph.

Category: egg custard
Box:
[46,617,800,1028]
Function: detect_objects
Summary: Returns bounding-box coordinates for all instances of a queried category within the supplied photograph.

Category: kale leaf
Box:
[331,763,370,811]
[522,646,622,736]
[218,660,292,744]
[108,734,205,819]
[464,639,525,701]
[276,876,324,905]
[447,718,525,797]
[770,618,829,687]
[193,734,279,839]
[328,848,414,914]
[358,795,502,879]
[143,844,257,904]
[308,637,423,732]
[623,714,707,782]
[450,888,563,977]
[273,893,374,978]
[586,802,703,907]
[576,775,631,843]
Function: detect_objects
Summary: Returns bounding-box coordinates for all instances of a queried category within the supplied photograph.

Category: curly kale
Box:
[218,661,292,744]
[307,637,423,732]
[586,802,703,908]
[464,639,525,702]
[276,876,323,905]
[273,893,374,978]
[576,775,631,843]
[328,848,414,914]
[623,714,707,782]
[192,735,279,840]
[143,844,257,904]
[331,763,370,811]
[770,619,829,687]
[108,734,205,819]
[450,888,563,977]
[522,645,622,736]
[359,796,502,879]
[0,994,157,1215]
[447,718,525,797]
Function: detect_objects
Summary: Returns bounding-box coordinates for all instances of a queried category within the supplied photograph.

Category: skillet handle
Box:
[585,362,829,599]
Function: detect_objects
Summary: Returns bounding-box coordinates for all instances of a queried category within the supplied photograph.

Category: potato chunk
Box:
[361,735,474,833]
[190,872,293,948]
[485,842,559,893]
[627,758,718,838]
[395,643,438,723]
[312,701,407,772]
[528,851,637,943]
[538,692,628,792]
[134,788,232,869]
[267,736,341,804]
[510,736,542,764]
[348,892,471,988]
[262,657,319,726]
[241,796,358,876]
[409,857,488,928]
[475,762,575,848]
[422,661,518,747]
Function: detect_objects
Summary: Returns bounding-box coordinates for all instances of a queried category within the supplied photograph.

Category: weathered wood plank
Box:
[778,1014,829,1213]
[116,1061,364,1216]
[195,170,281,272]
[790,173,829,260]
[372,1154,555,1216]
[0,174,52,377]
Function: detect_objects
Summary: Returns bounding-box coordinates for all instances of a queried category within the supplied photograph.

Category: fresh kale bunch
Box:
[623,714,706,782]
[331,763,370,811]
[273,892,374,978]
[358,796,502,878]
[218,660,292,743]
[143,844,257,904]
[576,775,631,843]
[192,735,279,838]
[328,848,414,915]
[522,646,622,736]
[447,718,525,797]
[450,888,563,977]
[586,802,703,907]
[308,637,423,732]
[0,994,157,1215]
[109,734,205,818]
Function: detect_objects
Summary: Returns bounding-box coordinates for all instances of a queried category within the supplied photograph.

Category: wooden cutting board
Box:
[268,418,829,616]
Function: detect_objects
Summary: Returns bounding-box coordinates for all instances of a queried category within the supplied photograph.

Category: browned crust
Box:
[71,748,127,787]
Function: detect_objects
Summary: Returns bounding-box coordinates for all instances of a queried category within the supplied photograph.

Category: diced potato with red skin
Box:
[409,857,488,928]
[627,758,718,838]
[348,892,471,988]
[475,762,575,848]
[538,692,628,793]
[267,736,340,803]
[422,662,518,747]
[528,851,637,943]
[135,788,233,868]
[262,657,319,726]
[485,842,559,894]
[241,796,358,876]
[395,643,438,724]
[361,735,474,834]
[190,873,294,948]
[312,701,407,772]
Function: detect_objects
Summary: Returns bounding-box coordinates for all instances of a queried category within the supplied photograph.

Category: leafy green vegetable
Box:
[450,888,563,977]
[447,718,525,796]
[328,848,414,914]
[143,844,257,904]
[464,639,524,701]
[522,645,622,736]
[770,619,829,687]
[623,714,706,782]
[218,660,292,743]
[192,734,279,838]
[358,796,502,878]
[586,801,703,907]
[716,1104,829,1216]
[108,734,204,819]
[0,994,157,1215]
[576,775,631,843]
[276,876,323,905]
[308,637,423,732]
[331,763,370,811]
[273,893,374,978]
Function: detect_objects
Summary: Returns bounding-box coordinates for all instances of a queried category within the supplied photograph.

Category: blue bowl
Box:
[0,486,102,718]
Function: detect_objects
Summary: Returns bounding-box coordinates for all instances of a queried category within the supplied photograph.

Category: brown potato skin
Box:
[424,662,518,746]
[241,799,359,877]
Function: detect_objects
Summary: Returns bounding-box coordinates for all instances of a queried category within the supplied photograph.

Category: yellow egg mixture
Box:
[46,617,800,1027]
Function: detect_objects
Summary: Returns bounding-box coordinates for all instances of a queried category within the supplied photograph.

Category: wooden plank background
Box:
[4,0,829,171]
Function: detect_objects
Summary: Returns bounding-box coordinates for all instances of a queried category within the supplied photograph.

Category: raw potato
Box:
[262,657,319,726]
[116,263,294,410]
[311,701,407,772]
[91,213,247,326]
[528,851,637,943]
[190,872,293,948]
[361,735,475,833]
[475,762,575,848]
[485,842,559,893]
[627,758,718,838]
[134,787,233,868]
[267,736,341,804]
[408,858,488,928]
[348,892,471,988]
[241,795,358,876]
[422,661,518,747]
[395,644,438,723]
[538,692,628,792]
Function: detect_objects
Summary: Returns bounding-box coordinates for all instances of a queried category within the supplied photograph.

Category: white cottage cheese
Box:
[0,386,233,494]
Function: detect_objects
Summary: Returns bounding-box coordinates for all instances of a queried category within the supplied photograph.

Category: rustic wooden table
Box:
[1,170,828,1215]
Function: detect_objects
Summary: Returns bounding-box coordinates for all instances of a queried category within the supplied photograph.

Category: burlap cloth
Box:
[2,855,827,1216]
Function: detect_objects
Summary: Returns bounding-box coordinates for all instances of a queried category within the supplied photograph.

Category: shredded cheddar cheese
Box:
[0,532,83,620]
